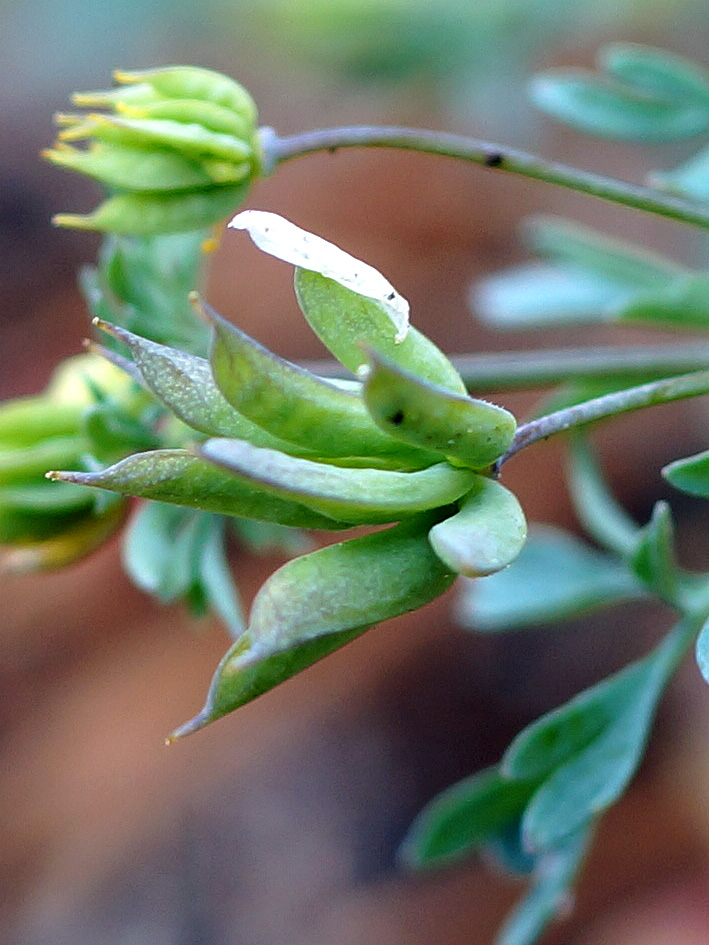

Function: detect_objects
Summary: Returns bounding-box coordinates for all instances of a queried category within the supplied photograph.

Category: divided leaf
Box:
[457,525,645,632]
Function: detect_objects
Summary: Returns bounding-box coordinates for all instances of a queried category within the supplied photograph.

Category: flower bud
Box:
[0,353,149,570]
[45,66,262,235]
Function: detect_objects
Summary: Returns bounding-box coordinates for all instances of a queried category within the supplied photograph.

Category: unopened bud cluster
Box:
[44,66,261,235]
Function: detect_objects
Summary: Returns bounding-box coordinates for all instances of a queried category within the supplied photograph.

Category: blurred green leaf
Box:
[515,622,689,851]
[613,272,709,328]
[456,526,644,632]
[651,145,709,201]
[473,263,626,328]
[525,215,685,288]
[628,501,679,600]
[495,826,591,945]
[530,70,709,141]
[399,767,538,869]
[664,447,709,496]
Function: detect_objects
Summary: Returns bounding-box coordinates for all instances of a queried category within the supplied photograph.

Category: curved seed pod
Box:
[96,320,314,454]
[200,438,476,524]
[363,349,517,469]
[53,183,250,235]
[0,482,95,543]
[114,66,258,123]
[428,476,527,576]
[203,301,438,465]
[43,142,233,192]
[117,99,251,139]
[61,114,252,163]
[72,82,164,108]
[0,435,86,485]
[0,397,83,446]
[48,449,350,530]
[170,512,455,736]
[294,268,467,393]
[1,500,125,574]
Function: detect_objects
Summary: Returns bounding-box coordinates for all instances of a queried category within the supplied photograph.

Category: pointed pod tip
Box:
[165,707,212,743]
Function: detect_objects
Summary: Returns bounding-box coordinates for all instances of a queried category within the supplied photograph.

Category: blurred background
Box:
[5,1,709,943]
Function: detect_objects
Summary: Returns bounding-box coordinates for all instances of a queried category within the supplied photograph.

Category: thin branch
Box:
[265,126,709,231]
[302,342,709,391]
[499,368,709,465]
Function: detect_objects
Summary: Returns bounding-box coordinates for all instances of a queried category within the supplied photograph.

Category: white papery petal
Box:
[229,210,410,341]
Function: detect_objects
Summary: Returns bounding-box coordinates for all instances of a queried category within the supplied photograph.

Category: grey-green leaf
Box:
[518,622,691,852]
[664,448,709,497]
[457,525,644,632]
[399,767,538,870]
[613,273,709,329]
[495,826,591,945]
[530,70,709,141]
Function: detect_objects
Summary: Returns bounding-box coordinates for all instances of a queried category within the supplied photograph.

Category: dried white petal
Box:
[229,210,409,341]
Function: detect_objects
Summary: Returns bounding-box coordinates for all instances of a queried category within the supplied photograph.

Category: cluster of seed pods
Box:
[51,214,527,733]
[44,66,261,235]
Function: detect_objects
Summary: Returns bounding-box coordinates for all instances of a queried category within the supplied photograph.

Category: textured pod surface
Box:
[49,449,350,529]
[363,349,516,468]
[115,66,258,122]
[43,143,226,192]
[205,303,437,465]
[428,476,527,576]
[171,512,456,736]
[54,183,250,235]
[99,320,311,452]
[199,439,476,524]
[294,268,467,393]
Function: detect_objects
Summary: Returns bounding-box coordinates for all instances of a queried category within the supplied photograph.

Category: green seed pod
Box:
[294,268,467,394]
[1,501,124,573]
[63,114,252,163]
[72,83,164,109]
[0,397,83,446]
[170,512,455,736]
[0,435,86,485]
[49,449,350,530]
[117,98,251,139]
[43,143,226,193]
[0,482,95,543]
[363,349,517,469]
[199,438,476,524]
[204,301,438,465]
[53,183,250,235]
[114,66,258,123]
[428,476,527,576]
[97,320,314,453]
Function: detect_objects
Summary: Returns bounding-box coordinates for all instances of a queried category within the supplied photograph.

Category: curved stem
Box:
[499,368,709,465]
[302,342,709,391]
[266,126,709,231]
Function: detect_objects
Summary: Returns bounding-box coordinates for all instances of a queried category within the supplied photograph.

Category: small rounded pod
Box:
[428,476,527,576]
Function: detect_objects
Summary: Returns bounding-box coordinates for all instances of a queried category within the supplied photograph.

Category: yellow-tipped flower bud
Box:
[46,66,262,235]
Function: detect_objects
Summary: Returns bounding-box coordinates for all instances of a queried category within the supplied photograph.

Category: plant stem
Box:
[266,126,709,231]
[303,343,709,391]
[499,368,709,465]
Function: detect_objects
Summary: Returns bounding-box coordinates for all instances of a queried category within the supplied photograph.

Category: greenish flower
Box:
[44,66,262,235]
